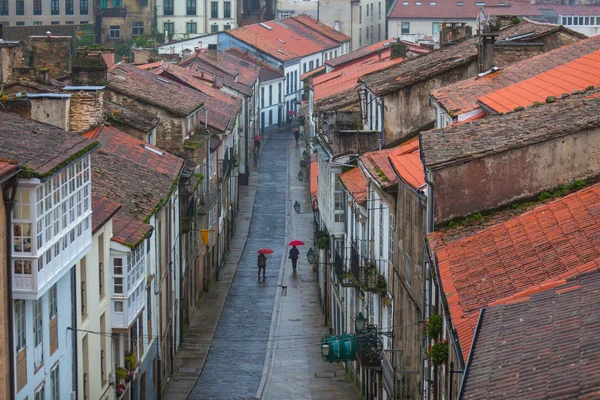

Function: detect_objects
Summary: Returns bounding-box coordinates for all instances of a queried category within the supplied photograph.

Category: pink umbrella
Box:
[288,240,305,246]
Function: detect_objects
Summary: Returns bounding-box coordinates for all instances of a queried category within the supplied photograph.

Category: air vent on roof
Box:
[157,76,171,84]
[475,1,485,5]
[259,23,273,30]
[416,1,422,5]
[383,42,391,47]
[115,75,126,80]
[142,144,164,156]
[291,35,300,40]
[402,1,409,4]
[277,49,285,54]
[278,38,286,43]
[430,1,436,4]
[457,1,464,5]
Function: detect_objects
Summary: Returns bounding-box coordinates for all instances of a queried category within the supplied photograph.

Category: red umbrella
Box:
[288,240,305,246]
[258,248,274,254]
[254,135,263,141]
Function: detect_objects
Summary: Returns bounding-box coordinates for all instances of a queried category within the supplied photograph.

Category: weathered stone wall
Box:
[131,48,156,64]
[68,91,104,133]
[30,98,71,130]
[100,0,152,43]
[0,44,25,84]
[494,31,583,67]
[28,37,72,78]
[72,51,108,86]
[383,61,478,144]
[432,125,600,223]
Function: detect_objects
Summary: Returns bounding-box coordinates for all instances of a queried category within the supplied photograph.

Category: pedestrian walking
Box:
[253,145,260,164]
[289,245,299,269]
[294,130,300,145]
[257,253,267,280]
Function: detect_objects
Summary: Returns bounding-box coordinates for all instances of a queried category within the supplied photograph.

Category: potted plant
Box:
[425,314,443,340]
[116,367,127,384]
[429,340,449,366]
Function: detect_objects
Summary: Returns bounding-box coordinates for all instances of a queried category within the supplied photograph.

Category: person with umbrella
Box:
[257,248,272,280]
[288,240,304,270]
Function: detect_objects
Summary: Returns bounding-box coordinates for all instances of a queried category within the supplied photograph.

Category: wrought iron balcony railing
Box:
[334,251,360,287]
[356,326,383,369]
[197,181,218,215]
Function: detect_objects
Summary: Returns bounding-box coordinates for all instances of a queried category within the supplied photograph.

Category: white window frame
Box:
[15,300,25,352]
[51,363,60,400]
[112,256,125,295]
[34,298,43,367]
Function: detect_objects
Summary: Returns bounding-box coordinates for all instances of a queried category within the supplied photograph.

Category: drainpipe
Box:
[378,96,384,149]
[71,260,78,396]
[3,174,18,400]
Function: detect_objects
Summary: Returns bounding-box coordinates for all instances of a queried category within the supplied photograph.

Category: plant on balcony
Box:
[117,384,126,397]
[115,367,127,384]
[425,314,443,340]
[125,352,137,370]
[376,274,386,288]
[428,340,449,366]
[317,230,329,250]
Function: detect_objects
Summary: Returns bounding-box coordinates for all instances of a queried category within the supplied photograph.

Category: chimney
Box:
[65,87,104,133]
[390,42,407,59]
[480,25,497,72]
[38,67,50,83]
[334,21,341,32]
[207,44,218,59]
[72,50,108,86]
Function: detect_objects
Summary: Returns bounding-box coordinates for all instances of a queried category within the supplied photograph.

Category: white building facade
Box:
[156,0,236,40]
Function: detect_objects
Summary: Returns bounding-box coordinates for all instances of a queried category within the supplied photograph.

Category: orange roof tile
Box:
[326,39,429,69]
[478,50,600,113]
[91,194,121,233]
[291,14,351,44]
[428,183,600,360]
[227,17,341,62]
[431,35,600,116]
[388,137,425,190]
[300,65,325,81]
[340,167,367,205]
[136,60,164,70]
[360,148,396,188]
[0,159,19,180]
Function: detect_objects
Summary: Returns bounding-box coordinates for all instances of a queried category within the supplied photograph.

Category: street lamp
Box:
[307,248,315,264]
[355,312,367,332]
[294,201,301,214]
[298,170,304,181]
[321,343,331,358]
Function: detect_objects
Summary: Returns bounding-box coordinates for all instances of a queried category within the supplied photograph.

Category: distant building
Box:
[0,0,92,26]
[156,0,237,40]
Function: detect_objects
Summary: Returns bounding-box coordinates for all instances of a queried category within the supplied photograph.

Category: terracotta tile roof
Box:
[224,48,284,82]
[91,194,121,233]
[420,89,600,171]
[136,60,165,70]
[428,182,600,360]
[314,51,406,111]
[388,137,425,190]
[103,100,160,133]
[155,63,241,133]
[291,14,351,44]
[178,58,254,96]
[360,20,562,97]
[83,126,184,243]
[310,155,319,210]
[300,65,325,81]
[327,39,428,69]
[180,51,260,88]
[0,111,98,177]
[108,63,205,117]
[461,271,600,400]
[484,3,600,17]
[389,0,505,19]
[478,49,600,113]
[0,159,19,181]
[360,148,396,188]
[431,35,600,116]
[340,167,368,205]
[226,17,341,62]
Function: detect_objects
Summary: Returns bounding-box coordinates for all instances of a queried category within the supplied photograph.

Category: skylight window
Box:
[402,1,409,5]
[142,145,164,156]
[430,1,436,4]
[277,38,286,43]
[156,76,171,84]
[457,1,464,5]
[475,1,485,5]
[259,22,273,30]
[416,1,422,5]
[277,49,285,54]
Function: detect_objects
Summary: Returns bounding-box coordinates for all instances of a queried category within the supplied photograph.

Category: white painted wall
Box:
[259,78,286,129]
[156,0,236,40]
[387,17,476,42]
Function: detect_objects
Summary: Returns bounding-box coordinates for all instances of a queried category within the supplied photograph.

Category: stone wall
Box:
[0,44,25,84]
[28,36,72,78]
[131,48,156,65]
[30,98,71,130]
[432,125,600,223]
[100,0,152,43]
[68,91,104,133]
[72,51,108,86]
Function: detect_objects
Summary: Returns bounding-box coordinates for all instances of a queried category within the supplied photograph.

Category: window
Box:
[114,301,123,312]
[261,86,264,108]
[378,23,381,41]
[51,0,59,14]
[13,189,31,254]
[80,0,88,13]
[585,16,590,25]
[378,1,381,18]
[51,364,60,400]
[16,0,24,15]
[370,3,373,20]
[80,259,87,317]
[139,0,147,5]
[113,0,122,5]
[366,3,369,16]
[49,283,57,319]
[316,59,319,67]
[366,25,369,39]
[109,25,120,39]
[34,298,43,367]
[359,28,362,47]
[211,24,218,33]
[113,257,124,294]
[224,1,231,18]
[401,22,410,34]
[456,1,463,5]
[15,300,25,352]
[224,24,231,30]
[303,63,307,74]
[164,22,174,35]
[269,85,272,106]
[309,60,314,70]
[132,21,144,35]
[99,0,106,7]
[278,82,282,102]
[164,0,173,15]
[359,5,362,23]
[294,70,297,91]
[34,0,42,14]
[433,22,441,35]
[16,21,24,25]
[66,0,73,14]
[34,21,42,25]
[35,386,45,400]
[186,0,196,14]
[268,110,273,125]
[211,2,218,18]
[186,22,197,33]
[388,215,395,265]
[474,1,485,4]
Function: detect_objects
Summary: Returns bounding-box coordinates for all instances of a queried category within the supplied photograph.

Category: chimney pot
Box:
[46,31,51,38]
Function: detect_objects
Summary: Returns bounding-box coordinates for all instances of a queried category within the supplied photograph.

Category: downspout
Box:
[379,96,384,149]
[71,257,78,397]
[178,191,184,344]
[3,174,18,400]
[154,216,162,399]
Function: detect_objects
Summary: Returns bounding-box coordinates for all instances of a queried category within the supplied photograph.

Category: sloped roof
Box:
[360,149,396,188]
[387,137,425,190]
[420,89,600,171]
[108,63,206,117]
[326,39,428,69]
[484,3,600,17]
[178,57,254,96]
[103,100,160,133]
[226,17,341,62]
[2,25,78,41]
[431,35,600,116]
[340,167,368,205]
[0,160,19,182]
[300,65,325,81]
[428,182,600,360]
[0,111,98,178]
[478,49,600,113]
[83,126,184,246]
[360,19,564,97]
[389,0,504,19]
[224,48,284,82]
[461,271,600,400]
[91,194,121,233]
[181,51,260,88]
[291,14,351,44]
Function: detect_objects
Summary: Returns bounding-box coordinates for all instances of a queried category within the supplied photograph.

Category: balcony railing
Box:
[197,181,218,215]
[356,325,383,369]
[100,7,126,17]
[349,243,387,292]
[334,251,359,287]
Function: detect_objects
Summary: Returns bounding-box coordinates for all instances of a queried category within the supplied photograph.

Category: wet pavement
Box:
[189,130,289,399]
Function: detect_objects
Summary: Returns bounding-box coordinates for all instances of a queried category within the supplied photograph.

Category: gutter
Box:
[456,308,485,400]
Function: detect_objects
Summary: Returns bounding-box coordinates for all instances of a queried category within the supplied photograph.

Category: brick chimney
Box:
[64,87,104,133]
[72,49,108,86]
[390,42,407,59]
[440,23,470,46]
[480,24,498,72]
[207,44,218,59]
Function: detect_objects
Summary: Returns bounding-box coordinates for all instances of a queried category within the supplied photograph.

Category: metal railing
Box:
[356,325,383,369]
[197,181,218,215]
[334,251,360,287]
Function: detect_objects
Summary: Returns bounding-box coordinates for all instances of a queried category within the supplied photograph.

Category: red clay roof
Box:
[431,34,600,116]
[478,49,600,113]
[291,14,351,44]
[111,213,154,248]
[136,60,164,70]
[181,51,260,88]
[388,0,505,20]
[0,159,19,180]
[91,194,121,233]
[388,137,425,190]
[300,65,325,81]
[224,48,284,82]
[226,17,341,62]
[340,167,368,205]
[360,148,396,188]
[326,39,428,69]
[428,182,600,360]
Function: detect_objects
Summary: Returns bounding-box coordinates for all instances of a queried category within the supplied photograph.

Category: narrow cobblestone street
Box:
[165,126,360,399]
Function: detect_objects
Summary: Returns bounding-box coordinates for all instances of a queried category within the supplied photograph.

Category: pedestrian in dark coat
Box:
[289,246,299,269]
[258,253,267,280]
